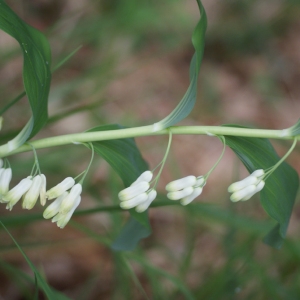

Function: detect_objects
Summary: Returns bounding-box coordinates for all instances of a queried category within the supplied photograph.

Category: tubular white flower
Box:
[230,185,257,202]
[39,174,47,206]
[250,169,265,178]
[4,177,33,210]
[0,168,12,195]
[22,175,42,210]
[52,196,81,229]
[228,169,266,202]
[165,176,196,192]
[135,190,157,213]
[59,183,82,214]
[167,186,194,200]
[120,193,148,209]
[241,180,265,201]
[118,181,150,201]
[43,192,68,219]
[131,171,153,186]
[180,187,203,206]
[46,177,75,200]
[228,176,258,193]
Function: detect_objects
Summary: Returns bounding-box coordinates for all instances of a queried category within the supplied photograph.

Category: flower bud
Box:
[22,175,42,210]
[228,176,258,193]
[165,176,196,192]
[46,177,75,200]
[241,180,265,201]
[43,192,68,219]
[39,174,47,206]
[230,185,256,202]
[120,193,148,209]
[167,186,194,200]
[180,187,203,206]
[250,169,264,178]
[0,168,12,195]
[118,181,149,201]
[53,196,81,229]
[135,190,157,213]
[4,177,33,210]
[59,183,82,214]
[131,171,153,186]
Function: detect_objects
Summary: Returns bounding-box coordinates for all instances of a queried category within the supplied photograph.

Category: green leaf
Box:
[86,124,151,251]
[111,216,151,251]
[152,0,207,131]
[0,0,51,143]
[225,126,299,248]
[0,221,70,300]
[87,124,148,187]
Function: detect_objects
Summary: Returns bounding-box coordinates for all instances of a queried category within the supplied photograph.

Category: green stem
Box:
[152,130,172,189]
[205,136,226,178]
[0,125,296,158]
[264,138,298,180]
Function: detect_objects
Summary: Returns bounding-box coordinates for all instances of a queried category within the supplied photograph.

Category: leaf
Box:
[0,0,51,145]
[225,126,299,248]
[87,124,148,187]
[111,217,151,251]
[0,221,70,300]
[152,0,207,131]
[86,124,151,251]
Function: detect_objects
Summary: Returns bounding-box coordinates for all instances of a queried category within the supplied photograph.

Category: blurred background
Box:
[1,0,300,299]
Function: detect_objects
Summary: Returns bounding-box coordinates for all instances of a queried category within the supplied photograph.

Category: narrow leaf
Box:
[0,0,51,145]
[152,0,207,131]
[86,124,151,250]
[225,126,299,247]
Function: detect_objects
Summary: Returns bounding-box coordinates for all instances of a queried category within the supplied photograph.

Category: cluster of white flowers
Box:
[228,169,265,202]
[118,171,157,213]
[0,159,82,228]
[166,175,206,205]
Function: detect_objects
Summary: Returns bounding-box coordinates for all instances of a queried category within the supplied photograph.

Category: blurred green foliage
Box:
[1,0,300,299]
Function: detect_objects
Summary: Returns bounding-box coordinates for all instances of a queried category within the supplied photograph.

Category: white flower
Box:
[59,183,82,214]
[228,169,265,202]
[0,168,12,197]
[3,177,33,210]
[39,174,47,206]
[118,171,157,212]
[166,175,206,205]
[46,177,75,200]
[43,192,68,219]
[22,175,42,210]
[135,189,157,213]
[52,196,81,229]
[118,182,150,201]
[131,171,153,186]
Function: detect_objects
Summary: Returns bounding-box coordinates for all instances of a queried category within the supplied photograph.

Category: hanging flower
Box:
[22,175,43,210]
[118,171,157,212]
[59,183,82,214]
[0,167,12,197]
[3,177,33,210]
[228,169,265,202]
[46,177,75,200]
[166,175,206,205]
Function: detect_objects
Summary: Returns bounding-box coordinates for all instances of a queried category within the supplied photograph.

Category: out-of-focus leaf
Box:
[152,0,207,131]
[86,124,151,251]
[0,0,51,145]
[225,125,299,248]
